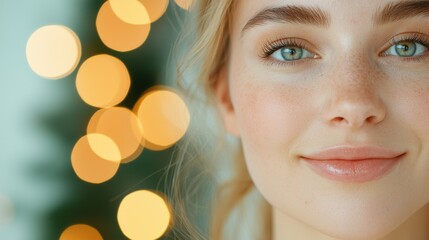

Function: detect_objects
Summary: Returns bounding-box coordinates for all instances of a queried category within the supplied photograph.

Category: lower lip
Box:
[302,156,403,183]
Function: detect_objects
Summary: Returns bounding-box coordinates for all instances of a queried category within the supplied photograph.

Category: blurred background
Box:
[1,0,190,239]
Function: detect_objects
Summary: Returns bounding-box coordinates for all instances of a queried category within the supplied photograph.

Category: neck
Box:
[272,202,429,240]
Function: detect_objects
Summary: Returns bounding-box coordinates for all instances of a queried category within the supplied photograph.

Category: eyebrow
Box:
[242,1,429,36]
[374,1,429,25]
[241,5,330,34]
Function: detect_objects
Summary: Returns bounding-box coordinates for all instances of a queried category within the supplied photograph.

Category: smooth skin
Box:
[214,0,429,239]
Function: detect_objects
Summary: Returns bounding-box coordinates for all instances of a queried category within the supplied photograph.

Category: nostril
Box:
[332,116,345,123]
[366,115,378,124]
[322,93,387,129]
[329,115,381,128]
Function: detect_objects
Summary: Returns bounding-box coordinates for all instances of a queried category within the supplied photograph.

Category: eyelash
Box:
[260,38,314,66]
[261,38,308,57]
[381,32,429,62]
[260,33,429,66]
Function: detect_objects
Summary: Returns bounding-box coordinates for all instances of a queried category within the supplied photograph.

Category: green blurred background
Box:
[0,0,185,239]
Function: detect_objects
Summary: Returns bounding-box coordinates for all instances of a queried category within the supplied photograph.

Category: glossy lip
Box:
[301,145,406,183]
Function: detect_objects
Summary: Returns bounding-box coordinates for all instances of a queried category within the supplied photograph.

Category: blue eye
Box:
[385,41,427,57]
[271,46,316,61]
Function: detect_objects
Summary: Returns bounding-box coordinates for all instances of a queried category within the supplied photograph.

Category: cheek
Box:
[396,81,429,137]
[413,85,429,127]
[231,78,312,161]
[398,81,429,182]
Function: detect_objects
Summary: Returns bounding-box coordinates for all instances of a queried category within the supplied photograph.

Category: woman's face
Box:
[217,0,429,239]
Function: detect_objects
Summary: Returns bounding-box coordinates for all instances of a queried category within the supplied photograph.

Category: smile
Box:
[301,145,406,183]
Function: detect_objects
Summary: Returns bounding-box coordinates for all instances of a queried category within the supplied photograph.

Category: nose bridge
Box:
[334,56,375,99]
[321,53,386,129]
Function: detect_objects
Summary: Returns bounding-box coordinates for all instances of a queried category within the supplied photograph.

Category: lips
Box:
[301,145,405,183]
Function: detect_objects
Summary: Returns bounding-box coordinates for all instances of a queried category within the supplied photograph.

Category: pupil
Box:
[281,47,303,61]
[395,42,416,56]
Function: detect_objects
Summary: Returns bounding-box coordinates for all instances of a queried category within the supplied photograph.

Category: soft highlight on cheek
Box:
[392,74,429,138]
[233,80,312,157]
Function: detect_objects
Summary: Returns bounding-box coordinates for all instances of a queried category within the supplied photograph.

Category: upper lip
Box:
[301,145,405,160]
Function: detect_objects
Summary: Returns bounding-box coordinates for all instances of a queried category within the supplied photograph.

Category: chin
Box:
[319,225,396,240]
[308,207,409,240]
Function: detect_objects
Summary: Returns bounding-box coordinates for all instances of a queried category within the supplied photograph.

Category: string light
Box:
[27,1,191,238]
[87,107,144,164]
[138,0,169,23]
[71,134,121,184]
[0,195,14,225]
[174,0,194,10]
[76,54,130,108]
[134,87,190,151]
[109,0,150,25]
[117,190,171,240]
[59,224,103,240]
[96,1,151,52]
[26,25,81,79]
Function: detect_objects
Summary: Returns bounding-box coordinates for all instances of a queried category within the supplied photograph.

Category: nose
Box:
[321,60,386,129]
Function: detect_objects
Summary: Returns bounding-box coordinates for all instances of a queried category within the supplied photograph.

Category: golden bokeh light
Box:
[109,0,150,25]
[96,1,151,52]
[134,87,190,151]
[0,195,14,224]
[139,0,169,23]
[117,190,171,240]
[174,0,193,10]
[87,107,144,164]
[26,25,81,79]
[87,134,122,162]
[71,134,121,184]
[59,224,103,240]
[76,54,130,108]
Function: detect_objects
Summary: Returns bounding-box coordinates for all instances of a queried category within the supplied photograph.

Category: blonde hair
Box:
[168,0,272,239]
